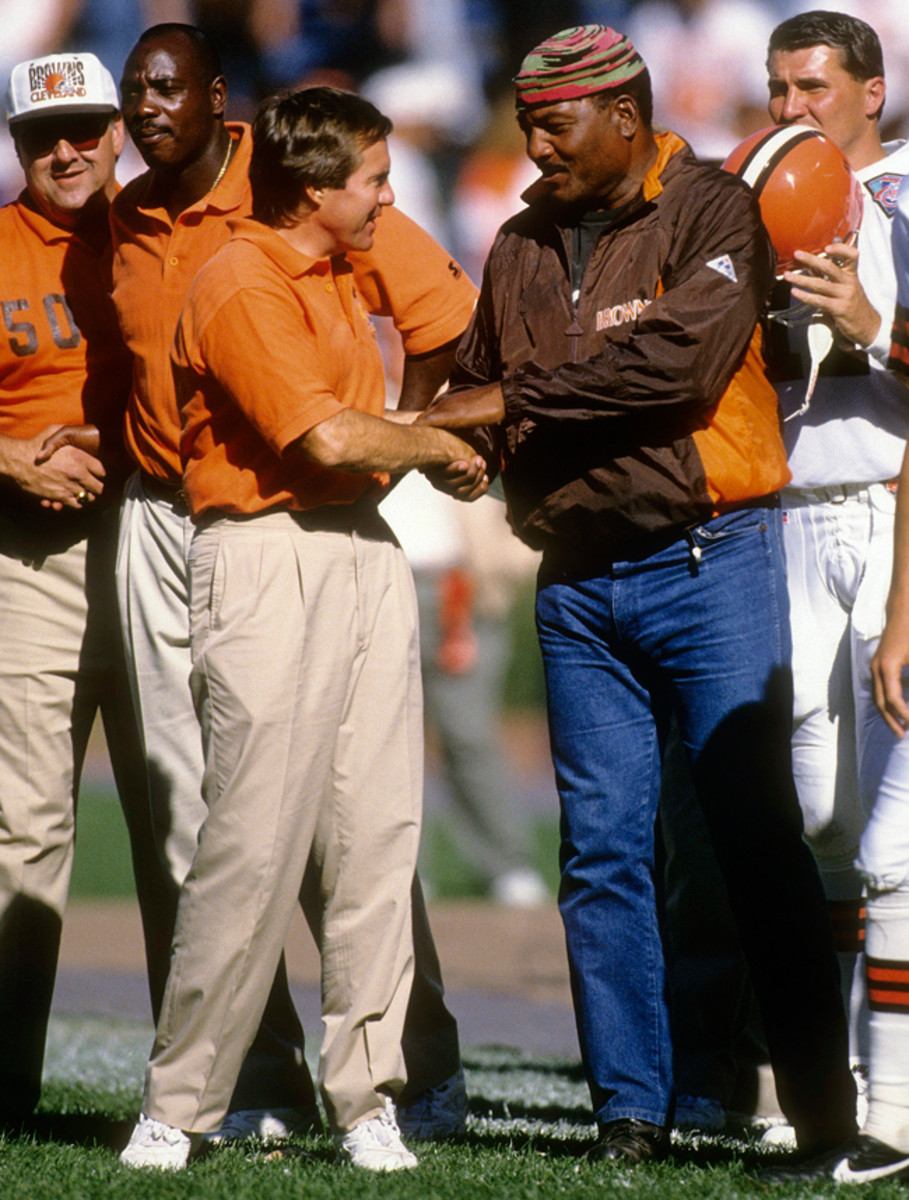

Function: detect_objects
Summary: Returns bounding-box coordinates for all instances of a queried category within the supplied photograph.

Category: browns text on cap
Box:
[6,52,119,126]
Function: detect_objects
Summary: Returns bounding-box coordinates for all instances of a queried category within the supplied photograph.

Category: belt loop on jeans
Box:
[683,526,702,569]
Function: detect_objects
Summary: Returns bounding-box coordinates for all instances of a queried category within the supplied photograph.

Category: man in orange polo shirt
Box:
[0,52,151,1126]
[112,23,478,1143]
[120,86,485,1172]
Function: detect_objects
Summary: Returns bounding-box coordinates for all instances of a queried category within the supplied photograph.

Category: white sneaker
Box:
[491,868,549,908]
[398,1067,468,1139]
[760,1121,797,1149]
[120,1112,196,1169]
[204,1106,321,1145]
[336,1097,418,1171]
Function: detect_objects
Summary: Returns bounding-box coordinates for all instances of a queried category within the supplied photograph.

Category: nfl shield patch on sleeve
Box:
[706,254,737,283]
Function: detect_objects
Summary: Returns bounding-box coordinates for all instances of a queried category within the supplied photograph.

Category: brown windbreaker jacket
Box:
[452,131,790,563]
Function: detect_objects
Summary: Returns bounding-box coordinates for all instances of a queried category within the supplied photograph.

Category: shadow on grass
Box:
[460,1045,772,1172]
[3,1112,135,1151]
[459,1121,767,1170]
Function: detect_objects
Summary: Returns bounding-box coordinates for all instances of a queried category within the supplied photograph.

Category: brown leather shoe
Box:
[587,1118,669,1165]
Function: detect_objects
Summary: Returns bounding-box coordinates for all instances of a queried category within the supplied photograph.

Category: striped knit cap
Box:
[514,25,646,109]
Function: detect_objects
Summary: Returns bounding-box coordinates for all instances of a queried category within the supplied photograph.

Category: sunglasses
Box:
[16,113,112,158]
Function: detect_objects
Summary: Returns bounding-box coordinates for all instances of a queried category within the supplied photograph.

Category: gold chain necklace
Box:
[210,138,234,193]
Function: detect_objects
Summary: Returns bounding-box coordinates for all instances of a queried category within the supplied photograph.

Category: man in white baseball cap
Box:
[0,53,149,1128]
[5,52,122,229]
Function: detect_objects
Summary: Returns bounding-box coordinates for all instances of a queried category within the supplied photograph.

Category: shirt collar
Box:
[15,188,103,250]
[131,121,252,221]
[226,215,351,280]
[204,122,252,215]
[641,130,688,202]
[520,128,689,215]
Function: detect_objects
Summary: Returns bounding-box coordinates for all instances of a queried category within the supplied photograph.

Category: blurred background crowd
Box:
[2,0,909,278]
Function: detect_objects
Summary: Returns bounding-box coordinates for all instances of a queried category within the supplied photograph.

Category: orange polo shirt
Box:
[175,217,389,516]
[0,195,130,439]
[111,122,478,484]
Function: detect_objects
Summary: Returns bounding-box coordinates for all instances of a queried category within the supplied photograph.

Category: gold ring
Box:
[77,490,87,503]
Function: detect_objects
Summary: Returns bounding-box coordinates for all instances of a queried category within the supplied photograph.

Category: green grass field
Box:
[9,1019,896,1200]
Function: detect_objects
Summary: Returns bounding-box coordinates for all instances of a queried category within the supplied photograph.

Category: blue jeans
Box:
[659,722,765,1111]
[537,507,854,1144]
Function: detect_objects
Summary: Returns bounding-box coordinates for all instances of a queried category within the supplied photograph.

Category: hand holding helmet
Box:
[722,124,863,275]
[723,125,877,414]
[723,125,876,347]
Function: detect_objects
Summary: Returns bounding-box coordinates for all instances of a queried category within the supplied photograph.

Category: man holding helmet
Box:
[765,9,909,1134]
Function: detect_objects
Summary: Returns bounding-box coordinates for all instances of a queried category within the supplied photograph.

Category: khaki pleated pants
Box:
[0,512,149,1118]
[144,507,422,1134]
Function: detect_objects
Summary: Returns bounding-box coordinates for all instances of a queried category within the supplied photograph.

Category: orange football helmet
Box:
[722,125,863,275]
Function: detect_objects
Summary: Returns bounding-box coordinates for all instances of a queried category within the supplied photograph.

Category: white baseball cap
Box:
[6,52,119,127]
